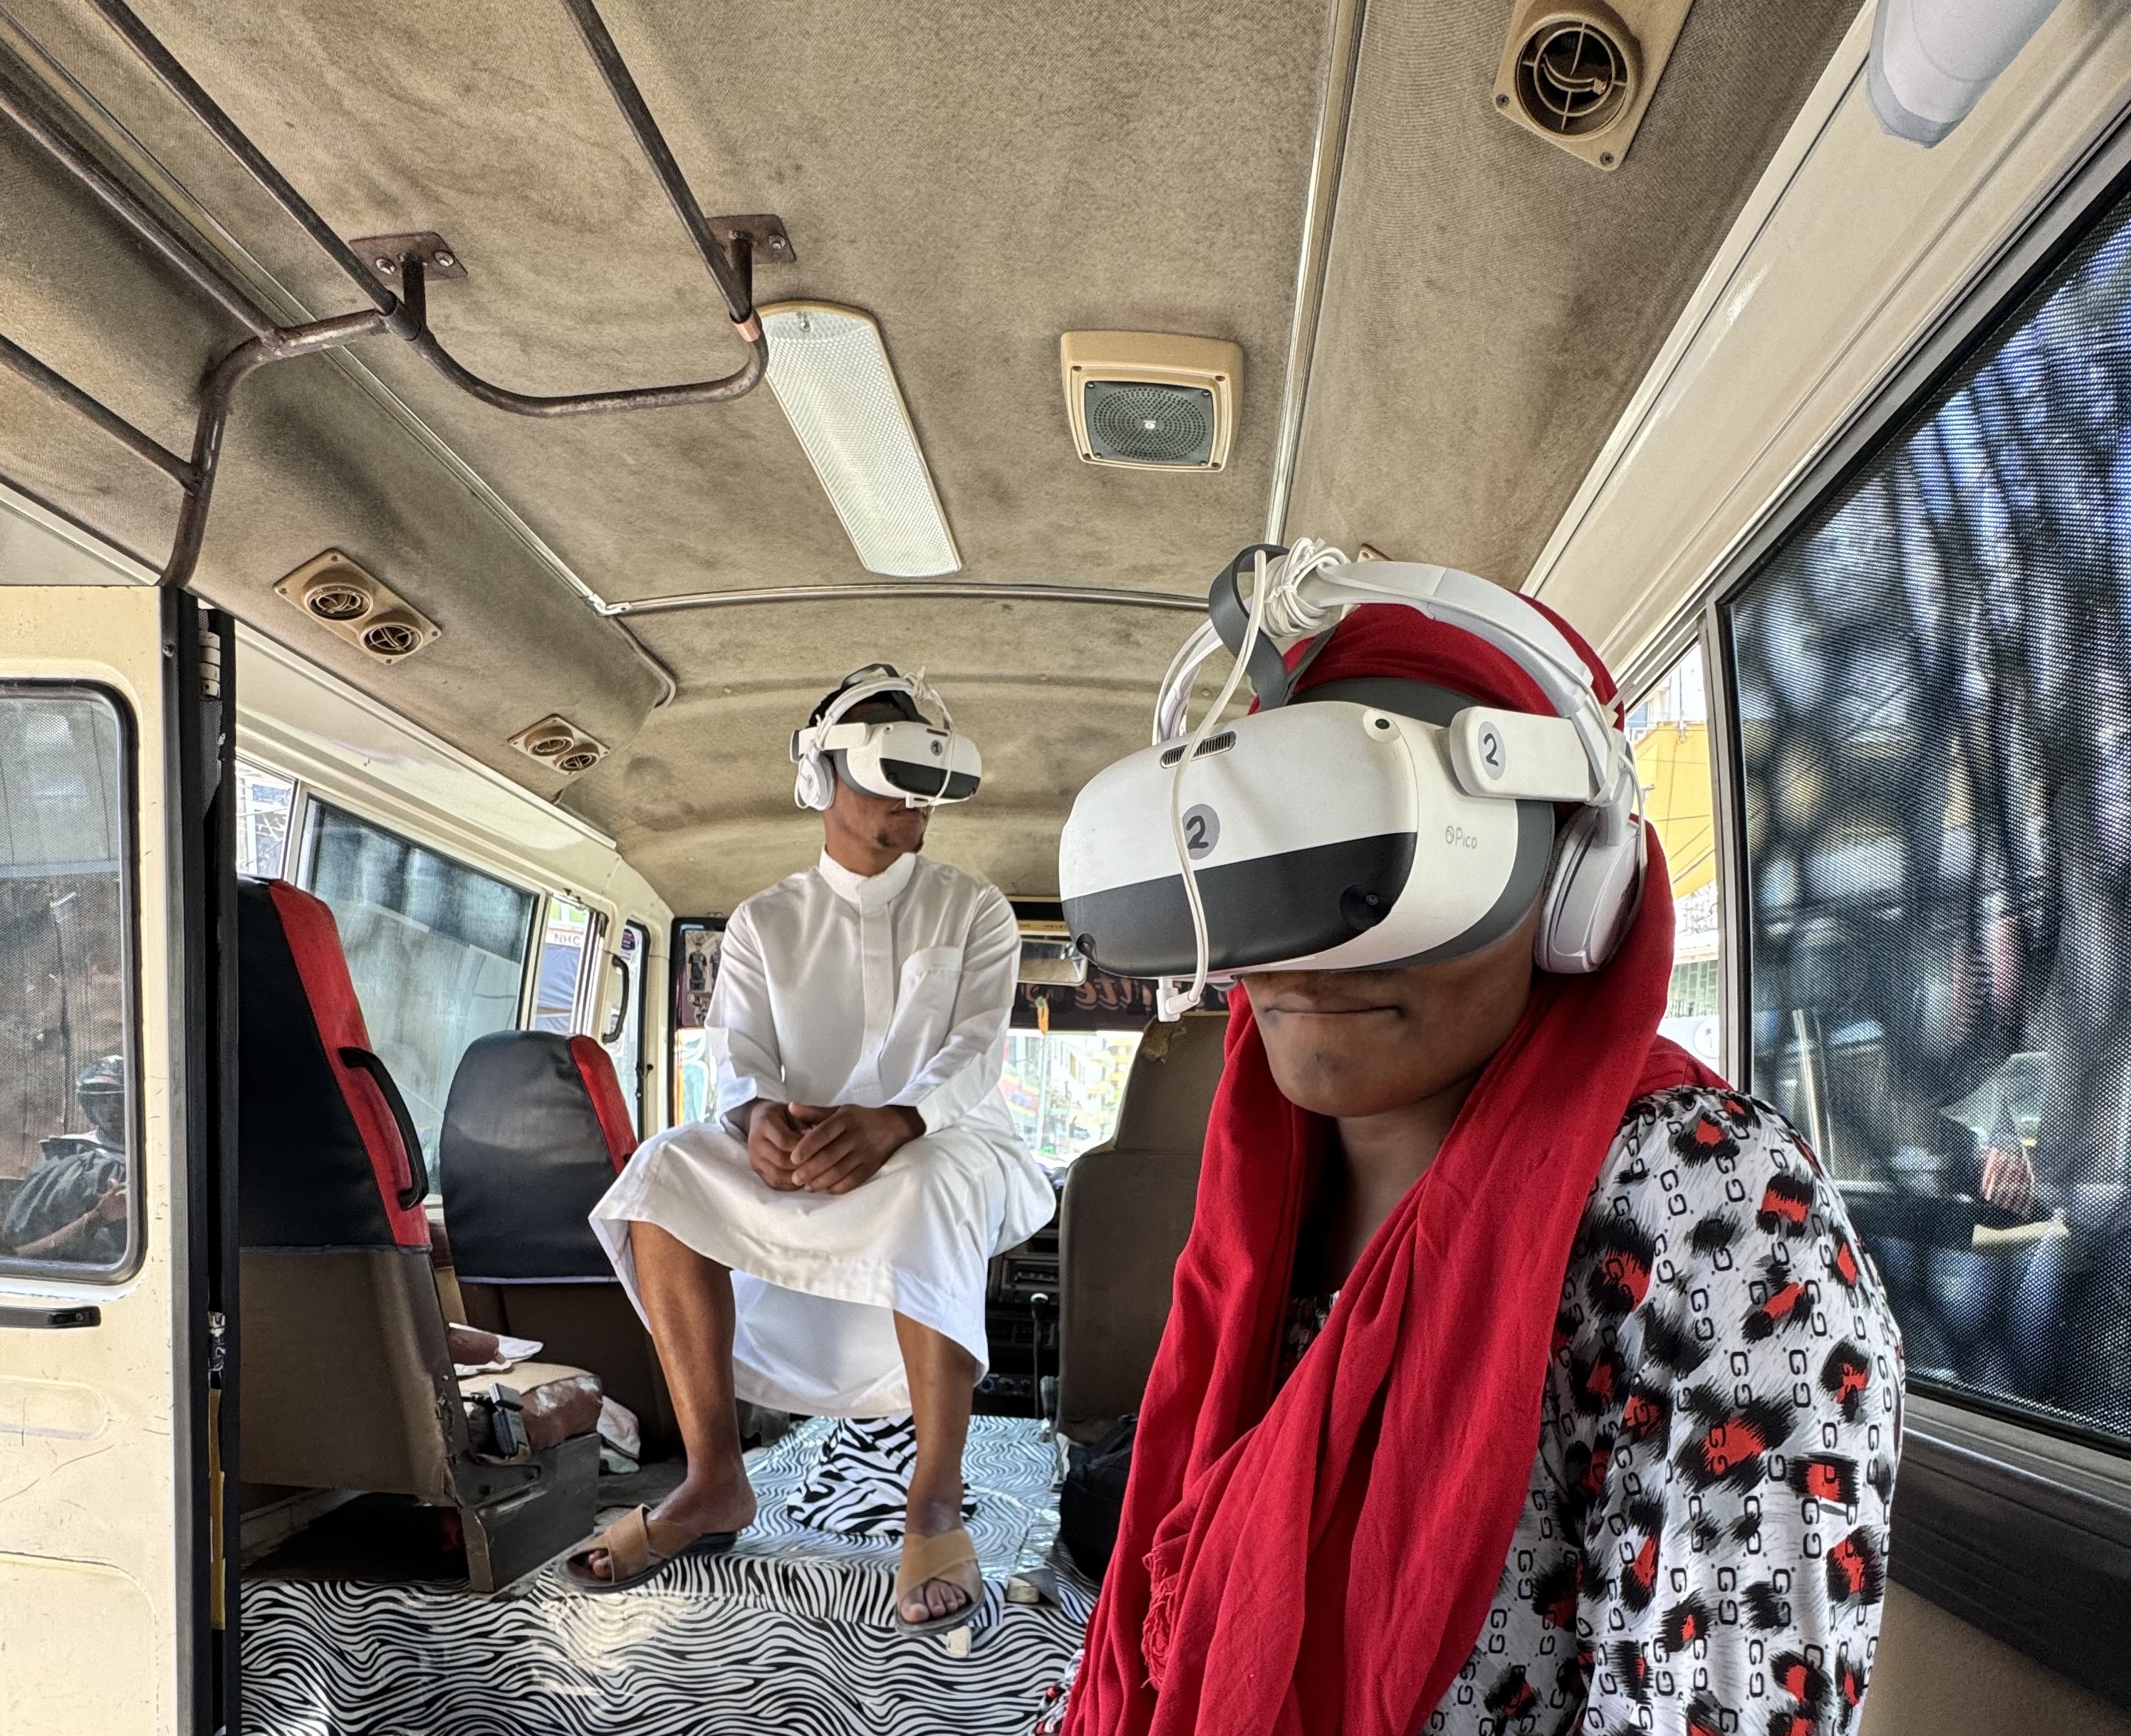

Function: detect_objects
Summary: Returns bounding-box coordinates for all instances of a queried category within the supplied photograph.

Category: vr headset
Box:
[1057,543,1644,1017]
[791,664,983,810]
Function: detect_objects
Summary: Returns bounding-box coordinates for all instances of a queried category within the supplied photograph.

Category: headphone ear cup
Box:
[793,751,835,812]
[1535,807,1645,974]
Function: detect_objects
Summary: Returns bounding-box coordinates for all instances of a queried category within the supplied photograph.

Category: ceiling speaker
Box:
[1061,332,1242,472]
[273,549,439,666]
[509,714,608,777]
[1491,0,1694,171]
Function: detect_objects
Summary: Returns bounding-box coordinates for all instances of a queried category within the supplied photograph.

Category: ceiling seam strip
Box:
[1262,0,1368,548]
[0,2,683,706]
[604,582,1208,617]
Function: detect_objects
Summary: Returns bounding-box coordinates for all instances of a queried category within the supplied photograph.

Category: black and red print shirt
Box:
[1408,1086,1905,1736]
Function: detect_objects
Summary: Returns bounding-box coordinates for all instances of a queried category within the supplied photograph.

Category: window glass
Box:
[531,899,593,1034]
[1624,647,1724,1071]
[604,919,649,1134]
[301,804,535,1161]
[0,687,135,1275]
[1001,1030,1142,1168]
[1725,192,2131,1449]
[234,759,296,879]
[672,920,724,1125]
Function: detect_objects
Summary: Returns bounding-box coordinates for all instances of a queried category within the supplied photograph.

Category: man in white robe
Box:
[574,672,1053,1627]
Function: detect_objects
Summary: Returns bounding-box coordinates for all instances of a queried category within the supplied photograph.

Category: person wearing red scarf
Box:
[1061,603,1903,1736]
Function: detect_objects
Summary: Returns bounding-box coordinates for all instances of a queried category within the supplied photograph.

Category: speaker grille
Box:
[1083,380,1216,466]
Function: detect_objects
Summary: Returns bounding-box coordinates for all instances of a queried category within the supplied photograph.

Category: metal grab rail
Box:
[0,0,768,588]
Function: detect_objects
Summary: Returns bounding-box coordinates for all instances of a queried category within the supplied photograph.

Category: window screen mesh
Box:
[1726,194,2131,1448]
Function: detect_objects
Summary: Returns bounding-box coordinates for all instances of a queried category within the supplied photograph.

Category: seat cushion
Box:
[458,1362,603,1453]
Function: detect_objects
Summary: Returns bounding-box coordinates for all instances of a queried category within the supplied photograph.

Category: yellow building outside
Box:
[1635,719,1716,904]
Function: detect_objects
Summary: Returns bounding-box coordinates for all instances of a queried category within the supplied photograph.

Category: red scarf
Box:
[1066,605,1721,1736]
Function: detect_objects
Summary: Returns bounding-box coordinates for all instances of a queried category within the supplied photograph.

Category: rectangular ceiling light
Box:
[760,300,960,577]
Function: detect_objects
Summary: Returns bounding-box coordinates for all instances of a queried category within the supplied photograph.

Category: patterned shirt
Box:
[1042,1088,1905,1736]
[1417,1087,1903,1736]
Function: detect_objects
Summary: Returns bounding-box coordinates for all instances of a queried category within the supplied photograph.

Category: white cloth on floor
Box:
[591,849,1054,1416]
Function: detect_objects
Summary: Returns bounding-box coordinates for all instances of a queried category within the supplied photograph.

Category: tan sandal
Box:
[564,1505,736,1593]
[894,1525,982,1635]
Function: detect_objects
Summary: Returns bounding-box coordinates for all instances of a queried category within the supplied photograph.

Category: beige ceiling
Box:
[0,0,1857,912]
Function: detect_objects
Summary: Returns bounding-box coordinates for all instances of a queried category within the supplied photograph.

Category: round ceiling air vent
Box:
[360,615,424,659]
[1083,381,1217,468]
[554,747,603,774]
[1512,9,1638,138]
[302,578,372,622]
[523,728,577,759]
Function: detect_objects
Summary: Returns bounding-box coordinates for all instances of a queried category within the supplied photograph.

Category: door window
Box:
[1725,187,2131,1450]
[0,686,135,1277]
[604,919,649,1133]
[300,802,536,1162]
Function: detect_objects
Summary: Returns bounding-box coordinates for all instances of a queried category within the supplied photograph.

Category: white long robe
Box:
[591,850,1055,1416]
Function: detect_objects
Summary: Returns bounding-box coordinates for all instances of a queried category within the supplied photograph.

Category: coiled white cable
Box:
[1153,540,1350,1020]
[902,666,962,808]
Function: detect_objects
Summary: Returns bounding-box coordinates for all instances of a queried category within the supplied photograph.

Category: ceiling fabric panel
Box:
[1285,0,1861,589]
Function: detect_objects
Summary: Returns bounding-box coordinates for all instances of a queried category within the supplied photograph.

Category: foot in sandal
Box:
[568,1472,756,1590]
[895,1512,982,1633]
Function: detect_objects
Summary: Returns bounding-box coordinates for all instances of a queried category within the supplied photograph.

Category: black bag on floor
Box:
[1058,1413,1136,1582]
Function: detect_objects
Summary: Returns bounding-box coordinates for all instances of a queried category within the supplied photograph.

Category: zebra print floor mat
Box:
[241,1418,1095,1736]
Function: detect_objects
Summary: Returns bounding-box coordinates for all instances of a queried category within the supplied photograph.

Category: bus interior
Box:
[0,0,2127,1731]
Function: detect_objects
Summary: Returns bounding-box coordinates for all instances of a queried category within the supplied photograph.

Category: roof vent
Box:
[509,714,608,777]
[1515,15,1635,136]
[273,550,439,666]
[1061,332,1242,472]
[1493,0,1693,171]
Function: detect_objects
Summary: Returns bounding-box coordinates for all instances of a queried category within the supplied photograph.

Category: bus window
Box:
[531,896,593,1033]
[671,919,724,1126]
[234,758,296,879]
[1625,647,1723,1072]
[299,801,536,1162]
[1726,184,2131,1450]
[0,686,135,1277]
[1001,1029,1141,1167]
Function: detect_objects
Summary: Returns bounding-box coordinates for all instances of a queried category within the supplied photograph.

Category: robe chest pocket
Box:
[897,946,964,1010]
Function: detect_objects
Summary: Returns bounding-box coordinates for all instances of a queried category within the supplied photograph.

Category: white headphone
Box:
[1157,542,1645,978]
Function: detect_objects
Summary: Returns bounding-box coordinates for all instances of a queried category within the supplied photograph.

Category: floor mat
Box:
[241,1418,1094,1736]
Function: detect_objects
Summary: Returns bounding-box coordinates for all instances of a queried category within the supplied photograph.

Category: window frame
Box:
[0,679,144,1287]
[1685,111,2131,1713]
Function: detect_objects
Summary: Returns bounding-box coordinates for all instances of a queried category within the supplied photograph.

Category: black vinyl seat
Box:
[236,878,599,1591]
[1056,1010,1229,1443]
[439,1030,679,1455]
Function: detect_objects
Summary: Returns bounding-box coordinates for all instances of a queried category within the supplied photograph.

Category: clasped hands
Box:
[746,1099,924,1195]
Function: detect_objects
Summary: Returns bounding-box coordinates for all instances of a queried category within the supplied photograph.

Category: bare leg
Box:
[582,1221,757,1579]
[893,1311,979,1622]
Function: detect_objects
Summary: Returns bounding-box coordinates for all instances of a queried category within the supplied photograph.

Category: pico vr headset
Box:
[1057,541,1645,1018]
[791,664,983,810]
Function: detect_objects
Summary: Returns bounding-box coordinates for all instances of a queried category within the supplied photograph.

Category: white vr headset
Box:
[791,664,983,811]
[1057,542,1645,1018]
